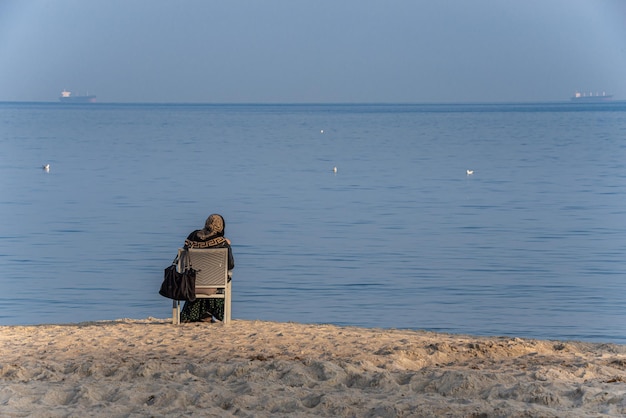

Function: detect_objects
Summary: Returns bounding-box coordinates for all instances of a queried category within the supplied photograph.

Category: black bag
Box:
[159,254,196,301]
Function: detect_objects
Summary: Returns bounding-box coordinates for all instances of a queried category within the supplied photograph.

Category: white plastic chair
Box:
[172,247,232,325]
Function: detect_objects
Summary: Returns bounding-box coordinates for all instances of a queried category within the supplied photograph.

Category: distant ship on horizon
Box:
[570,91,613,102]
[59,90,96,103]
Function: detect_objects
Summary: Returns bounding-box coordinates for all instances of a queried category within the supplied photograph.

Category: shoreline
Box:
[1,318,625,417]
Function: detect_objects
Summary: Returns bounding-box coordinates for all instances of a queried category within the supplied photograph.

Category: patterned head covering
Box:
[197,214,225,240]
[205,214,224,236]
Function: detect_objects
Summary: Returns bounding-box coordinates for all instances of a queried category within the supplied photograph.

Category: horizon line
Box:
[1,99,623,106]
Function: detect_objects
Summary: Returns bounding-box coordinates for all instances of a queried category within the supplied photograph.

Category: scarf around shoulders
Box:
[185,236,227,249]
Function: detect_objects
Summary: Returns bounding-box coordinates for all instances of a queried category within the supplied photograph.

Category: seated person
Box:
[180,214,235,322]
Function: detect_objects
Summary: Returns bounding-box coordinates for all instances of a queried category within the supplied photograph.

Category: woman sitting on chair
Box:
[180,214,235,322]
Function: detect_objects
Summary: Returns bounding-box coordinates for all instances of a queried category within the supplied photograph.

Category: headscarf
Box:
[198,214,225,240]
[185,214,227,248]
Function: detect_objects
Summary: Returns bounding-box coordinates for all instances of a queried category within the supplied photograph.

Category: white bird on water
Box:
[333,166,338,173]
[466,169,474,175]
[42,164,50,172]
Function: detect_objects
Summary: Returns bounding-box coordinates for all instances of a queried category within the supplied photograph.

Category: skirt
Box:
[180,298,225,322]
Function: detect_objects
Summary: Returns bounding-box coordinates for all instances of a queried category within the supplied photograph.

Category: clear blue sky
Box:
[1,0,625,103]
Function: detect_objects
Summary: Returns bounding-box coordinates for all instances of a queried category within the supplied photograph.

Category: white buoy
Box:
[321,129,324,134]
[333,166,338,173]
[42,164,50,172]
[466,169,473,175]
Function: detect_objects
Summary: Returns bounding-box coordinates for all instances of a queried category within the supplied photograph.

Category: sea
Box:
[1,101,625,344]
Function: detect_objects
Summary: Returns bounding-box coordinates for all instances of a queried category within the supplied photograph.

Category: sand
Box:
[0,318,625,417]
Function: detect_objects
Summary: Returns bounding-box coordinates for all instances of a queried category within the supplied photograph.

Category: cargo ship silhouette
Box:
[571,91,613,102]
[59,90,96,103]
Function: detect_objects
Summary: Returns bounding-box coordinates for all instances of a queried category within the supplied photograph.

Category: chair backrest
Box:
[179,248,229,290]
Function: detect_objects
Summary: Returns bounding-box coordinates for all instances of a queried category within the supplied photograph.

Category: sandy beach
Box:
[1,318,625,417]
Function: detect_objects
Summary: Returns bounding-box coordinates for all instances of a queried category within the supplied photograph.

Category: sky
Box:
[0,0,625,103]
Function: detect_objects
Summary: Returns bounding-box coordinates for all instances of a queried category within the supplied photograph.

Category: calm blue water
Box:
[1,102,626,343]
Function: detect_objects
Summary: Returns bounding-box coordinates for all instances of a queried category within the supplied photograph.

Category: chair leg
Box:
[224,282,232,324]
[172,300,180,325]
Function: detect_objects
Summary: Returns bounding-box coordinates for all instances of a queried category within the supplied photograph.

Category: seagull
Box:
[42,164,50,172]
[466,169,474,175]
[333,166,338,173]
